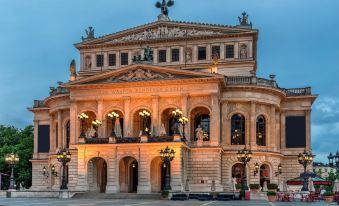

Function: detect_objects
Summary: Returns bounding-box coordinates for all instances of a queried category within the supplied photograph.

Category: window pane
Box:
[96,54,104,67]
[158,50,167,63]
[231,114,245,145]
[121,53,129,65]
[212,46,220,58]
[226,45,234,59]
[198,47,207,60]
[171,49,180,62]
[109,54,116,66]
[256,115,266,146]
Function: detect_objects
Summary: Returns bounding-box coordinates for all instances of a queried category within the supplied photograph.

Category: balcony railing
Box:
[49,82,69,97]
[79,136,181,144]
[33,100,45,108]
[225,76,312,96]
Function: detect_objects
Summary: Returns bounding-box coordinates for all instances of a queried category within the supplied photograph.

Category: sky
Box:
[0,0,338,162]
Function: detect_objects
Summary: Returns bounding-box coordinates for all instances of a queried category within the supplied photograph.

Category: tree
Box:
[0,125,33,190]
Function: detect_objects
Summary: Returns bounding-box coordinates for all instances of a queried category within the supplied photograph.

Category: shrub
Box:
[235,184,241,189]
[267,183,278,190]
[267,191,277,196]
[323,191,334,196]
[250,184,260,189]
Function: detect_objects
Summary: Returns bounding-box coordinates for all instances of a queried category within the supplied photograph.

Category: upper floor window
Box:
[240,44,248,59]
[158,50,167,63]
[231,114,245,145]
[109,54,116,66]
[198,47,207,60]
[212,46,220,58]
[171,49,180,62]
[256,115,266,146]
[66,121,70,148]
[226,45,234,59]
[194,114,210,141]
[121,52,129,65]
[96,54,104,67]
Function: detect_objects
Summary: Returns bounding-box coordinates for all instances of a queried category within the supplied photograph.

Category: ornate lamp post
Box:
[253,162,259,176]
[275,163,282,177]
[139,110,151,136]
[5,152,19,190]
[328,151,339,205]
[78,113,89,137]
[179,116,189,140]
[237,147,252,191]
[91,120,102,138]
[298,150,314,191]
[43,165,58,178]
[172,109,183,135]
[160,146,175,191]
[57,148,71,190]
[107,111,119,137]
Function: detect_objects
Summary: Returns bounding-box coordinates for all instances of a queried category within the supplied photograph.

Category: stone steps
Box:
[250,192,267,200]
[73,192,162,199]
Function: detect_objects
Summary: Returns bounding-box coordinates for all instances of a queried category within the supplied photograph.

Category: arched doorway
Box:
[232,163,244,184]
[106,110,124,138]
[132,109,151,137]
[260,164,270,187]
[79,111,97,138]
[87,157,107,193]
[190,107,210,141]
[150,157,166,192]
[161,108,177,136]
[119,156,138,193]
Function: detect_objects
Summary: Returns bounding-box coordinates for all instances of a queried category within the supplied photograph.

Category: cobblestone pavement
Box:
[0,198,334,206]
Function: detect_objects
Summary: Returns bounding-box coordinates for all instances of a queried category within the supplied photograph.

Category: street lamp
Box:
[253,162,259,176]
[57,148,71,190]
[5,152,19,190]
[237,147,252,191]
[78,113,89,137]
[298,150,314,191]
[91,119,102,138]
[275,163,282,177]
[179,116,189,140]
[172,109,183,135]
[160,146,175,191]
[107,111,119,137]
[139,110,151,136]
[42,165,57,178]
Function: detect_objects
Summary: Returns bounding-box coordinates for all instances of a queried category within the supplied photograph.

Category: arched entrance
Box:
[132,109,151,137]
[106,110,124,138]
[260,164,270,187]
[161,108,177,136]
[119,156,138,193]
[232,163,244,184]
[87,157,107,193]
[190,107,210,141]
[150,157,166,192]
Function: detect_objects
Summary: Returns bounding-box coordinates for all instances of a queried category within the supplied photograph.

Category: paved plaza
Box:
[0,198,334,206]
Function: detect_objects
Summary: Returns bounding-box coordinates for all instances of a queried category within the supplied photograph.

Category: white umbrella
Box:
[114,118,122,138]
[333,180,339,193]
[308,178,315,192]
[263,181,268,192]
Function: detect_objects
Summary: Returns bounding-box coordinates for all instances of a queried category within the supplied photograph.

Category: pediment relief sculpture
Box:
[106,68,174,83]
[111,26,223,43]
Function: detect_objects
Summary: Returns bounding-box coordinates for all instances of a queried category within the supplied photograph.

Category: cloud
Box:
[315,97,339,118]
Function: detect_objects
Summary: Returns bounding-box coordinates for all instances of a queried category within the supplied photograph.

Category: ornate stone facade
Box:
[29,12,317,194]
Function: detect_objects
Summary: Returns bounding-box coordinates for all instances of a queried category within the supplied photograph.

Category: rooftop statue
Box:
[82,26,95,41]
[237,12,252,29]
[155,0,174,21]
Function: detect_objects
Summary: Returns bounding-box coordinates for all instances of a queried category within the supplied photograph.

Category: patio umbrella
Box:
[263,180,268,192]
[308,178,315,192]
[333,180,339,193]
[114,118,122,138]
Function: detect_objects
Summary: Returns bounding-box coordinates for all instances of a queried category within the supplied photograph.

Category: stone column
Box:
[97,99,104,137]
[106,148,119,193]
[166,48,171,63]
[305,109,311,150]
[193,46,198,63]
[234,43,239,59]
[137,147,151,194]
[151,95,160,136]
[91,53,96,70]
[58,110,63,148]
[222,101,230,145]
[181,94,189,141]
[153,48,158,64]
[270,106,276,149]
[128,51,132,65]
[280,111,286,149]
[206,45,211,61]
[123,97,131,137]
[171,147,183,192]
[75,148,89,191]
[250,102,256,148]
[33,120,39,158]
[49,115,54,153]
[210,94,220,146]
[220,44,225,60]
[116,51,121,67]
[179,47,184,63]
[104,52,108,68]
[70,101,78,145]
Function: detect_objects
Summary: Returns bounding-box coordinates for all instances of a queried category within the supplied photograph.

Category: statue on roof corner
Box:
[155,0,174,21]
[82,26,95,41]
[237,12,252,28]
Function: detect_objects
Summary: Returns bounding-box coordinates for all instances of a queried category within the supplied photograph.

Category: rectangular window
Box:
[158,50,167,63]
[198,47,207,60]
[211,46,220,58]
[171,49,180,62]
[226,45,235,59]
[108,54,116,66]
[121,52,129,65]
[38,125,50,153]
[285,116,306,148]
[96,54,104,67]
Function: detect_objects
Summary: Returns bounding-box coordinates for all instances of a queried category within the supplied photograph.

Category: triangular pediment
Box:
[65,64,222,87]
[75,20,255,48]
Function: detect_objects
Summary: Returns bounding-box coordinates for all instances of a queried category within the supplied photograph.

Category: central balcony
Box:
[79,135,181,144]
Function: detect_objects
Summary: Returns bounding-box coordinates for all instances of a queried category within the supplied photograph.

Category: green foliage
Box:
[323,191,334,196]
[326,170,338,182]
[0,125,33,190]
[235,183,241,189]
[249,184,260,189]
[267,191,276,196]
[267,183,278,190]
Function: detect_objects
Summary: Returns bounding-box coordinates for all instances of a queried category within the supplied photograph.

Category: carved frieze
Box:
[111,26,223,43]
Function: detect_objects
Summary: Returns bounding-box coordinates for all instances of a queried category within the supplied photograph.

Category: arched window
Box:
[231,114,245,145]
[260,164,270,187]
[256,115,266,146]
[194,114,210,141]
[66,121,70,148]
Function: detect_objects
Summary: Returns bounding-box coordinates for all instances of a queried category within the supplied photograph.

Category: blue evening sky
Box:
[0,0,338,162]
